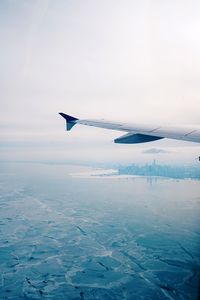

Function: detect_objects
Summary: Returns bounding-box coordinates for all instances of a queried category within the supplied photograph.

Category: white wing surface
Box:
[59,113,200,144]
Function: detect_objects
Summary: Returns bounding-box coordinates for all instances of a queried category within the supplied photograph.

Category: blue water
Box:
[0,162,199,300]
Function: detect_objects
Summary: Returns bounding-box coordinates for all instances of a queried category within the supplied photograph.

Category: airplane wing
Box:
[59,113,200,144]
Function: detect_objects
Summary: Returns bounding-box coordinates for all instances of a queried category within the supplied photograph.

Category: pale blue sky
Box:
[1,0,200,164]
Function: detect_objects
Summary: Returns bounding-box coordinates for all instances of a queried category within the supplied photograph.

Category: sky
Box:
[1,0,200,165]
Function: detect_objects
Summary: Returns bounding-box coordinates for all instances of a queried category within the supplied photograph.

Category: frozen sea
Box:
[0,162,199,300]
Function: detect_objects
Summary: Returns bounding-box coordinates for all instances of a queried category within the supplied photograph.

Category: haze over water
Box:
[0,162,199,300]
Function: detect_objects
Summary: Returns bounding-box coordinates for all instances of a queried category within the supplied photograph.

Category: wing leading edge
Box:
[59,113,200,144]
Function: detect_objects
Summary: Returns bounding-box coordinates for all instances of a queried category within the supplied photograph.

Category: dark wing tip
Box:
[59,113,78,121]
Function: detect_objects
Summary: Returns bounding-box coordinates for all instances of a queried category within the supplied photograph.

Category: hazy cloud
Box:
[142,148,171,154]
[1,0,200,163]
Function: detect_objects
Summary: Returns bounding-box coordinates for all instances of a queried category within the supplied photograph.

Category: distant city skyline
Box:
[118,160,200,179]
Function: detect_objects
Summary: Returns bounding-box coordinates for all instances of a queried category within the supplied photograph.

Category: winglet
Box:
[59,113,78,131]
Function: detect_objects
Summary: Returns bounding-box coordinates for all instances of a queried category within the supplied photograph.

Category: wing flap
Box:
[114,133,163,144]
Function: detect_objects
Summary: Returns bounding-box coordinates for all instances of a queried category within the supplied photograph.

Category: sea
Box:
[0,162,199,300]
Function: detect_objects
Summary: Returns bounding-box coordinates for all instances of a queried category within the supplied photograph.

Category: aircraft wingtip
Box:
[59,112,78,131]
